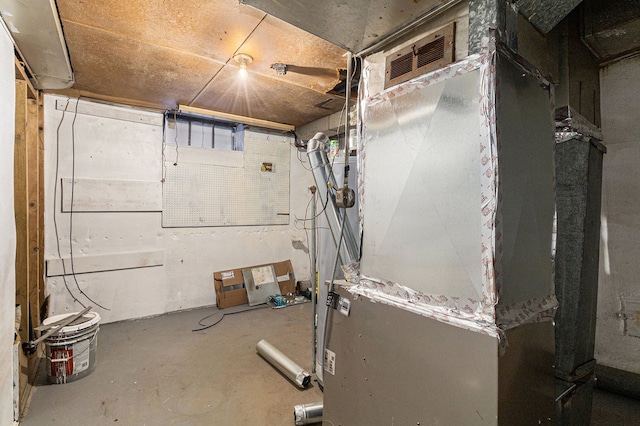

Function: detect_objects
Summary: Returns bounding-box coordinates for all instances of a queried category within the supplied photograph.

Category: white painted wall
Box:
[44,95,314,324]
[597,55,640,373]
[0,22,17,426]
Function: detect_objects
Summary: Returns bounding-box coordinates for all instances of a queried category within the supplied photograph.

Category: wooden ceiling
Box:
[52,0,348,127]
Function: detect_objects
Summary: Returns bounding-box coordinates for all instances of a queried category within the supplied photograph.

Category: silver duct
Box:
[293,401,323,425]
[306,132,359,265]
[310,186,317,374]
[256,339,311,388]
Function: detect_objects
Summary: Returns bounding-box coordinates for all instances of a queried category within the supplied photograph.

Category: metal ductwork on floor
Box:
[256,339,311,389]
[0,0,74,89]
[293,401,323,425]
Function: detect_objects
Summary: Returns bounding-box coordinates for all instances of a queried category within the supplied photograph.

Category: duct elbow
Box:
[307,132,330,153]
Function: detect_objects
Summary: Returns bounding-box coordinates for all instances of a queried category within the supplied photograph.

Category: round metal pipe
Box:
[310,188,317,374]
[306,144,358,264]
[256,339,311,388]
[294,401,323,425]
[321,210,347,386]
[343,51,352,188]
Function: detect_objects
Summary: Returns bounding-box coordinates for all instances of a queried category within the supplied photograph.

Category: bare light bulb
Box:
[238,62,248,80]
[233,53,252,81]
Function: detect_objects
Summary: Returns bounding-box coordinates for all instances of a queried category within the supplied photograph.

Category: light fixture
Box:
[233,53,253,80]
[271,63,287,76]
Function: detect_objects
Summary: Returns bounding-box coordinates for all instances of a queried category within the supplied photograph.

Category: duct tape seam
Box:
[346,276,558,342]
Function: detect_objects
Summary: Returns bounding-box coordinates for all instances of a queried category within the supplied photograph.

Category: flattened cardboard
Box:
[214,259,296,309]
[213,267,247,309]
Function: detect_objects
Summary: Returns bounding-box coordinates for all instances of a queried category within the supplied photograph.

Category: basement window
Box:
[164,111,244,151]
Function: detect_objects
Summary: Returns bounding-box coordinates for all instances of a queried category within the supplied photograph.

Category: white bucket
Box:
[42,311,100,384]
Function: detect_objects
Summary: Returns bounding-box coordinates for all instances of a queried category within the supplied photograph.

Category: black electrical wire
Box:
[191,304,269,332]
[294,185,332,225]
[291,131,313,171]
[68,98,110,311]
[161,111,168,182]
[53,98,84,308]
[173,109,179,165]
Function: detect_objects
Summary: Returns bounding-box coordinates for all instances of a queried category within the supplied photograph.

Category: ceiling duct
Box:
[582,0,640,62]
[515,0,583,34]
[240,0,461,55]
[0,0,74,89]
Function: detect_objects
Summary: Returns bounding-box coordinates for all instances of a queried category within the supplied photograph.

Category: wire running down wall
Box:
[44,95,313,324]
[162,132,291,227]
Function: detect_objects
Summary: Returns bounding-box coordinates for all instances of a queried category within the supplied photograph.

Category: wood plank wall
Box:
[14,71,44,417]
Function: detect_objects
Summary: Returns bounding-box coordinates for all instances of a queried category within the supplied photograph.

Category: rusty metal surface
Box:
[52,0,347,126]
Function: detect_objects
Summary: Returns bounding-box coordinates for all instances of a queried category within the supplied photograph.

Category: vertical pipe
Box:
[306,147,358,263]
[310,187,317,373]
[321,50,354,382]
[343,52,352,188]
[322,211,347,378]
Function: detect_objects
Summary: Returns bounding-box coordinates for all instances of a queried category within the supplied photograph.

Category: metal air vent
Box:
[385,22,455,89]
[389,52,413,80]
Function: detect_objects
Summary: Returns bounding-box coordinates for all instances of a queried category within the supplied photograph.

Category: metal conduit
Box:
[310,187,317,374]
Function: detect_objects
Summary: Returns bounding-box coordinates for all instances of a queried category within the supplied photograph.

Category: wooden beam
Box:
[178,104,295,132]
[13,81,44,419]
[14,80,28,343]
[14,56,37,99]
[37,93,45,317]
[14,79,29,417]
[27,98,40,335]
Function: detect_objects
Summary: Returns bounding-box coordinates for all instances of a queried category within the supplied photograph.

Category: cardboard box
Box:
[213,268,247,309]
[214,259,296,309]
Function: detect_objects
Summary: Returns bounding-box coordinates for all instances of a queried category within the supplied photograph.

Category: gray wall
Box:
[597,55,640,374]
[0,20,16,425]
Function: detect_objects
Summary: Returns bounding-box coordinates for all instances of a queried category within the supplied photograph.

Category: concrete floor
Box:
[592,388,640,425]
[22,303,322,425]
[21,303,640,425]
